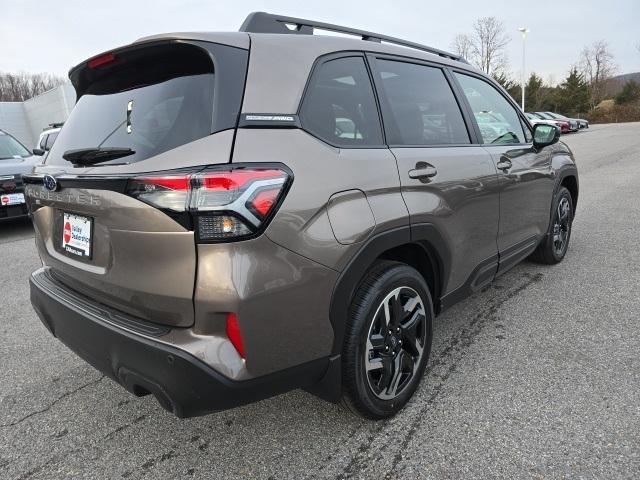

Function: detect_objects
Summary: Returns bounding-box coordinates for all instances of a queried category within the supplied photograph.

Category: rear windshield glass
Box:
[0,132,31,159]
[47,44,215,166]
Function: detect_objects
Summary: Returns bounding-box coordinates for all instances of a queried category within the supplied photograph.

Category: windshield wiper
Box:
[62,147,135,166]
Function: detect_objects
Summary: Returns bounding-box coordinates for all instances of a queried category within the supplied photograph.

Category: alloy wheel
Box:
[364,287,427,400]
[553,196,571,256]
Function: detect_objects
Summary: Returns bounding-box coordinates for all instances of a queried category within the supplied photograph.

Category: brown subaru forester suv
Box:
[26,12,578,419]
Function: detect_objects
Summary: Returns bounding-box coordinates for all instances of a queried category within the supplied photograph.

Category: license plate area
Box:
[0,193,25,206]
[61,212,93,259]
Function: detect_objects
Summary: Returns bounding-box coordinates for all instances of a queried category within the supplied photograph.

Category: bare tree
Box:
[579,40,616,108]
[0,72,66,102]
[450,34,474,61]
[470,17,511,75]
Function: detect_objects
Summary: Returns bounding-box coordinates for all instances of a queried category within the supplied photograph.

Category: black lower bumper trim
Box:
[0,203,28,219]
[30,267,329,418]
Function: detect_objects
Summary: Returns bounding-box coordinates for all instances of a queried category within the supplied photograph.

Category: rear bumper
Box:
[0,202,28,219]
[30,267,328,417]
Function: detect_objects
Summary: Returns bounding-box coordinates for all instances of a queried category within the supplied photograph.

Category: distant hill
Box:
[611,72,640,83]
[606,72,640,96]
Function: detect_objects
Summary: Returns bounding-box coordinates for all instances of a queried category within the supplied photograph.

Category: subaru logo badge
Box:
[43,175,58,192]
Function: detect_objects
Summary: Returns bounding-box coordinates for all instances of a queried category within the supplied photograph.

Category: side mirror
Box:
[33,148,45,156]
[532,123,560,149]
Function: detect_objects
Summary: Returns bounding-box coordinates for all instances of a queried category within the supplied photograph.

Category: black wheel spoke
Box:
[376,356,394,391]
[389,293,403,328]
[388,352,405,396]
[368,333,385,350]
[401,310,424,358]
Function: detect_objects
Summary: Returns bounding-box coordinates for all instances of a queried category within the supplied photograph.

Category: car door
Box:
[369,56,501,301]
[452,72,555,273]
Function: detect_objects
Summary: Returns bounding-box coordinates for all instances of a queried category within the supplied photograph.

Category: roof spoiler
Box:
[239,11,468,64]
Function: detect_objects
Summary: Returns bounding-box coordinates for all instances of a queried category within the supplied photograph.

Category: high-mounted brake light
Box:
[126,167,290,241]
[88,52,116,69]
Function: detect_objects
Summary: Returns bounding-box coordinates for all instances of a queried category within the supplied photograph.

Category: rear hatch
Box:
[25,39,248,327]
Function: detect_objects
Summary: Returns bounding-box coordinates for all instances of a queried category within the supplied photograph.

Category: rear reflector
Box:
[126,167,290,242]
[88,53,116,69]
[226,313,245,358]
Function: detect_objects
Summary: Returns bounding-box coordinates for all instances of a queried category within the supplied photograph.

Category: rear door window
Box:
[374,59,470,146]
[454,73,526,145]
[299,56,383,147]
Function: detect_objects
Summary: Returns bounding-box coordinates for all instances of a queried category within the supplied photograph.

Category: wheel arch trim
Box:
[329,224,450,356]
[306,223,449,403]
[552,166,579,224]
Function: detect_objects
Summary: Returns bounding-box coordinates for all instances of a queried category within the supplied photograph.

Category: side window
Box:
[39,135,47,149]
[45,132,58,150]
[300,56,383,147]
[375,59,470,146]
[454,73,526,145]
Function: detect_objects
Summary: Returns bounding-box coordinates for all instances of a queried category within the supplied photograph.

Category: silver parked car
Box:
[0,129,41,220]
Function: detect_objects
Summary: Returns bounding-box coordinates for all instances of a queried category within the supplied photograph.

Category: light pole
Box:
[518,27,529,111]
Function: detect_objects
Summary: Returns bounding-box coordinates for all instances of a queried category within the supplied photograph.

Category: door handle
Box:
[408,163,438,179]
[496,159,512,171]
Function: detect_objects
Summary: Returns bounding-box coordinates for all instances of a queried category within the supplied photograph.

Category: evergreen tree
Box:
[524,73,544,111]
[492,71,521,104]
[557,68,590,115]
[615,80,640,105]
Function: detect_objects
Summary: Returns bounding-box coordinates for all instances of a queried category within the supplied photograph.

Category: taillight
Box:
[127,176,190,211]
[126,166,290,242]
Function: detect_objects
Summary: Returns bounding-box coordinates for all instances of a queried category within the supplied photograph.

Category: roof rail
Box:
[239,12,468,64]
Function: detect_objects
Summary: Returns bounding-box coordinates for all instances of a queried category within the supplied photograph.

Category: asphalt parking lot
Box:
[1,123,639,479]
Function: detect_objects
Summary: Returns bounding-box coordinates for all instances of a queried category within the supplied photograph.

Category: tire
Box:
[530,186,574,264]
[341,261,433,419]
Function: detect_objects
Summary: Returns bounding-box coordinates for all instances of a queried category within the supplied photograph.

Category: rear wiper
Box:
[62,147,135,166]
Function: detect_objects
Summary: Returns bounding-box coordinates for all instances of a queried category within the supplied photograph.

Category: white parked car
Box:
[34,123,63,155]
[525,113,562,133]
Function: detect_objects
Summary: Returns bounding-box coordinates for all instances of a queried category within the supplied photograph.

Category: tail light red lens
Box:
[248,188,280,217]
[127,176,190,211]
[126,166,290,242]
[226,313,245,358]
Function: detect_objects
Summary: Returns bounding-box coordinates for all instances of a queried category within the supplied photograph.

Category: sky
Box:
[1,0,639,85]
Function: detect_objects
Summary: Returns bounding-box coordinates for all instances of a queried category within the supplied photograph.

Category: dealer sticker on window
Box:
[62,213,92,258]
[0,193,25,206]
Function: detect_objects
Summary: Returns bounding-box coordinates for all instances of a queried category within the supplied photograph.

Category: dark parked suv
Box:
[26,12,578,419]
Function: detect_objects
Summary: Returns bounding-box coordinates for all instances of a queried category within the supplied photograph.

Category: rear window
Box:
[47,42,246,166]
